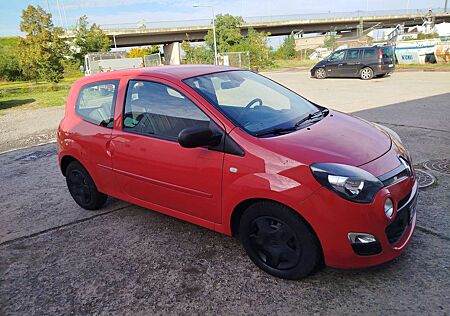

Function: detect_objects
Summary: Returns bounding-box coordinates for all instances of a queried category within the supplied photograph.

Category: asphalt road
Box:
[1,71,449,315]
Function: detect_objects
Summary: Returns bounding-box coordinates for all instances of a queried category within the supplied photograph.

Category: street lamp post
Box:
[193,4,218,65]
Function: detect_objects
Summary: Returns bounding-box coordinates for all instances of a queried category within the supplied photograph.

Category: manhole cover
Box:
[423,159,450,175]
[416,169,435,189]
[15,150,56,161]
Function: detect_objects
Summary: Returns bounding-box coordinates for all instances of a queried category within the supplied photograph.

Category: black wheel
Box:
[360,67,374,80]
[239,201,322,280]
[315,68,326,79]
[66,161,107,210]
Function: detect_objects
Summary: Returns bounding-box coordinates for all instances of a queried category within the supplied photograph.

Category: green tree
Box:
[128,46,160,58]
[233,28,273,69]
[181,40,213,64]
[0,37,22,81]
[323,29,337,51]
[205,14,244,53]
[18,5,68,82]
[72,15,111,64]
[278,34,296,59]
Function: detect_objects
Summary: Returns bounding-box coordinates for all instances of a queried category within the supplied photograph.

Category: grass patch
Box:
[265,59,316,71]
[0,89,70,111]
[396,63,450,70]
[0,66,83,112]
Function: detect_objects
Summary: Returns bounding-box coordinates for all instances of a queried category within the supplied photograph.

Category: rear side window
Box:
[346,49,360,60]
[75,80,119,128]
[363,49,376,59]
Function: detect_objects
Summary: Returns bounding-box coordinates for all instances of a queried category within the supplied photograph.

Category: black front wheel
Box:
[66,161,107,210]
[239,201,322,280]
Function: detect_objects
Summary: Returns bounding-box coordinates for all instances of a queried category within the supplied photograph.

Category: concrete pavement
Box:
[1,70,449,315]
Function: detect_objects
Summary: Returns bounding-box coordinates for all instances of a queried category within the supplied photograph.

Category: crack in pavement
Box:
[0,205,132,247]
[1,204,448,249]
[373,121,450,134]
[416,224,450,242]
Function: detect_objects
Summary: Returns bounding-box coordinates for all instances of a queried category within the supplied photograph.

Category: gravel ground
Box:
[0,106,64,153]
[0,70,449,315]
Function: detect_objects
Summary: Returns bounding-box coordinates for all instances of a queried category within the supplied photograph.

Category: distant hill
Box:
[0,37,19,54]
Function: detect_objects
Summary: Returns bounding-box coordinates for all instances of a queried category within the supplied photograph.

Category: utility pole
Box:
[445,0,448,13]
[193,4,218,65]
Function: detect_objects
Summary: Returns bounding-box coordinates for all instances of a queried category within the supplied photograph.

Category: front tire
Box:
[239,201,322,280]
[360,67,374,80]
[315,68,326,79]
[66,161,107,210]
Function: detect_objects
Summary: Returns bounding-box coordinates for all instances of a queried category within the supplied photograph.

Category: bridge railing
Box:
[98,8,446,32]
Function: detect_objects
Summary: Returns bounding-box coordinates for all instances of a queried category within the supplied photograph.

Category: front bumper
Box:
[302,176,417,269]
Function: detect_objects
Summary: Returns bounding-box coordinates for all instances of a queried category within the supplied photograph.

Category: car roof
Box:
[77,65,239,85]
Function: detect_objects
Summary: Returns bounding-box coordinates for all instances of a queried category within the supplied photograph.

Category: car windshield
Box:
[183,70,321,136]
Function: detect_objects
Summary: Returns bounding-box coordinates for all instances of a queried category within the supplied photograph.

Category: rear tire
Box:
[66,161,107,210]
[315,68,326,79]
[239,201,322,280]
[360,67,374,80]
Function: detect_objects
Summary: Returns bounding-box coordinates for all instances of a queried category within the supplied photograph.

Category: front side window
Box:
[346,49,360,60]
[328,50,346,61]
[123,80,210,140]
[75,80,119,128]
[184,71,320,136]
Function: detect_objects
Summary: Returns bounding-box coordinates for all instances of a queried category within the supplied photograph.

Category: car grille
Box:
[385,182,418,245]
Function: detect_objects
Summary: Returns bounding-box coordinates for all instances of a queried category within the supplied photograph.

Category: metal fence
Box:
[218,52,251,69]
[144,53,162,67]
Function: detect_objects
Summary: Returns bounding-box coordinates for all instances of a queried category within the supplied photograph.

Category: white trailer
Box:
[84,52,144,76]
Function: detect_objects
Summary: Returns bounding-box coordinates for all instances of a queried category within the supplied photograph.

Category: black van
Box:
[310,46,395,80]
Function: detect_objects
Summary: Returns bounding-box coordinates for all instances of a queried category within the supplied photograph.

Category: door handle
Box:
[106,140,116,157]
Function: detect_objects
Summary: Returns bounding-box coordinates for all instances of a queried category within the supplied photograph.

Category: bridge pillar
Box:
[163,42,181,65]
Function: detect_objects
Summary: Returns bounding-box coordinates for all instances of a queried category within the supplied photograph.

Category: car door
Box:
[110,77,225,224]
[340,48,362,76]
[324,50,346,77]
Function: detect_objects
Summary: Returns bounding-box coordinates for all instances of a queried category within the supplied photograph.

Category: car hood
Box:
[313,59,327,67]
[257,111,392,167]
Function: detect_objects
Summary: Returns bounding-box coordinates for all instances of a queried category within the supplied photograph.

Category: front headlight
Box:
[310,163,384,203]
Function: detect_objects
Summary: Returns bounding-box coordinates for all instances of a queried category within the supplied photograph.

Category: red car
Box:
[58,66,417,279]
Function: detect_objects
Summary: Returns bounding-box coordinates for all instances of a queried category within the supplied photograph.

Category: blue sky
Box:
[0,0,445,36]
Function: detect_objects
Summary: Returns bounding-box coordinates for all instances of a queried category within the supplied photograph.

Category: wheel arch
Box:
[60,155,78,176]
[230,197,325,265]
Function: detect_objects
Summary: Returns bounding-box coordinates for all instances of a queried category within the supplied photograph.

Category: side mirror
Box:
[178,126,221,148]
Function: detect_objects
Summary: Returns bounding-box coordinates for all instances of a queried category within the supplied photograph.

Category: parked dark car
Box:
[310,46,395,80]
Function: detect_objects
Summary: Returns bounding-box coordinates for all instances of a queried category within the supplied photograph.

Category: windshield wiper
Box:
[255,109,327,137]
[255,126,298,137]
[294,110,324,128]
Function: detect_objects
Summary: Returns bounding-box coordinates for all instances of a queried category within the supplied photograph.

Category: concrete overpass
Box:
[94,8,450,48]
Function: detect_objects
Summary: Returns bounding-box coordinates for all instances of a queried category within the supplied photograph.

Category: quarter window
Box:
[123,80,210,140]
[76,80,119,128]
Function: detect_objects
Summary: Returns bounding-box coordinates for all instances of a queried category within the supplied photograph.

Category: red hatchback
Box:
[58,66,417,279]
